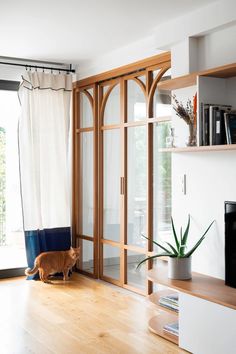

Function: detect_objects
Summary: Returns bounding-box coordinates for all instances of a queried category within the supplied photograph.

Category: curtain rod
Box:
[0,61,75,73]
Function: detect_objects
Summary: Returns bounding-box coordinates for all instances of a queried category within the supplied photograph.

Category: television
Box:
[225,201,236,288]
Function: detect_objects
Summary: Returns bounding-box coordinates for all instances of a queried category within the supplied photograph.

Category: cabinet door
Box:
[179,292,236,354]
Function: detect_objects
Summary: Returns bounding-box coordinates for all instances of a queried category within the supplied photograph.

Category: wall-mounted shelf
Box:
[157,62,236,91]
[159,144,236,153]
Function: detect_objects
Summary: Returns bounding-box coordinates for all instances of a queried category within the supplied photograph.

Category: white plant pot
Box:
[168,257,192,280]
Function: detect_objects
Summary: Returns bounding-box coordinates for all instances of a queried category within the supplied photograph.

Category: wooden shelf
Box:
[148,311,178,345]
[148,261,236,310]
[159,144,236,153]
[157,62,236,91]
[149,290,179,315]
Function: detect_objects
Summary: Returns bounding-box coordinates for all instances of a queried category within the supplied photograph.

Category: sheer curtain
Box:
[18,71,72,278]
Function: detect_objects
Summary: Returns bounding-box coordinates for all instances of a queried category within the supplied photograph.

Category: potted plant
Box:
[137,216,214,280]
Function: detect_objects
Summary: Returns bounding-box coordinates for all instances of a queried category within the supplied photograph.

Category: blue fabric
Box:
[25,227,71,280]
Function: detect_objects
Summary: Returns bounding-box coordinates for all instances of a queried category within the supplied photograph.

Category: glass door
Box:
[74,85,98,277]
[0,82,27,276]
[99,80,122,285]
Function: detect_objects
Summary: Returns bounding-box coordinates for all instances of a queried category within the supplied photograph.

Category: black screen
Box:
[225,201,236,287]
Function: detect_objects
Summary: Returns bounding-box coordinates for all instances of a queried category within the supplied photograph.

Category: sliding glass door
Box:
[73,58,172,294]
[0,81,26,276]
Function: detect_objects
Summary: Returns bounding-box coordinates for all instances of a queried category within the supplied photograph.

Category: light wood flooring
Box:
[0,273,186,354]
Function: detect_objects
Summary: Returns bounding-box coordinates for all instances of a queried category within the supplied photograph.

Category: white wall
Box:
[171,23,236,279]
[78,35,162,79]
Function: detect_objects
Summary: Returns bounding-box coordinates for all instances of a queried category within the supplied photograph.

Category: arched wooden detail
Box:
[100,82,119,125]
[132,77,146,96]
[79,90,94,129]
[147,65,171,116]
[82,89,94,109]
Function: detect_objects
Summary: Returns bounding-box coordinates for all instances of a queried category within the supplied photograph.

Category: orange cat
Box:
[25,247,80,283]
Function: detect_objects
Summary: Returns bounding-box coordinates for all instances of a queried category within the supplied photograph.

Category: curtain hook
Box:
[51,68,53,74]
[25,65,28,71]
[35,66,37,72]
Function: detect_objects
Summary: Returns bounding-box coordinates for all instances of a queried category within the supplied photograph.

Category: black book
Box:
[203,104,210,146]
[224,113,236,144]
[214,109,227,145]
[210,106,231,145]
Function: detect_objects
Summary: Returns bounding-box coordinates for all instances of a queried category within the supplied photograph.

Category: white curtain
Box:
[18,71,72,231]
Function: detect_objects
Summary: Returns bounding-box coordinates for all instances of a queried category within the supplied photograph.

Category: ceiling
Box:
[0,0,217,64]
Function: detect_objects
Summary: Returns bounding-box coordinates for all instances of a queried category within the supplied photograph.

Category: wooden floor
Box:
[0,273,186,354]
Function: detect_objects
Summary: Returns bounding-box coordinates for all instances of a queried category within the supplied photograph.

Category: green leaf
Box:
[182,215,191,247]
[165,242,178,256]
[136,253,173,269]
[180,226,183,244]
[141,234,171,254]
[184,220,215,258]
[171,217,180,251]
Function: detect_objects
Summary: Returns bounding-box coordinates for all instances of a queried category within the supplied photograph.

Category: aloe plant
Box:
[137,215,214,268]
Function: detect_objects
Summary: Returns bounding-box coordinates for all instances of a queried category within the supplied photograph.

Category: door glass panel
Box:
[127,250,146,290]
[103,84,120,125]
[103,244,120,280]
[80,92,93,128]
[80,239,94,273]
[153,122,172,251]
[153,88,171,119]
[0,90,26,270]
[103,129,120,242]
[81,132,94,237]
[127,126,147,246]
[127,79,146,122]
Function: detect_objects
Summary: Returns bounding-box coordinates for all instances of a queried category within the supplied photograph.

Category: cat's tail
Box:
[25,261,39,276]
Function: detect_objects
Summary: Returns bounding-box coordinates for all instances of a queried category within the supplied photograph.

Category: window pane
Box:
[103,244,120,280]
[103,84,120,125]
[127,250,146,290]
[103,130,120,241]
[80,239,94,273]
[127,78,146,121]
[127,126,147,246]
[81,132,93,237]
[80,92,93,128]
[153,122,172,249]
[153,89,171,118]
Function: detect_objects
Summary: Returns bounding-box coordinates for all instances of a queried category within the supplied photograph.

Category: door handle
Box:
[120,177,125,195]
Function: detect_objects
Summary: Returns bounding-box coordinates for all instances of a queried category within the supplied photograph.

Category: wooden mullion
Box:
[93,83,99,278]
[100,238,121,248]
[76,127,94,133]
[120,77,126,286]
[76,235,94,242]
[147,69,154,295]
[98,84,104,278]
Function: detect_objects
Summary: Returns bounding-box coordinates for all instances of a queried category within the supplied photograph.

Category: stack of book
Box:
[199,103,236,145]
[158,293,179,312]
[163,321,179,337]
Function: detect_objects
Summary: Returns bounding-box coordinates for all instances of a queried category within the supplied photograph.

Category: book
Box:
[163,321,179,336]
[224,113,236,144]
[159,293,179,312]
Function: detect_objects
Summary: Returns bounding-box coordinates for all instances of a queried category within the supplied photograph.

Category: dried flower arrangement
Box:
[172,93,197,146]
